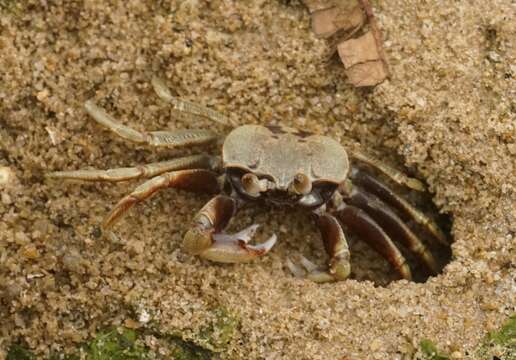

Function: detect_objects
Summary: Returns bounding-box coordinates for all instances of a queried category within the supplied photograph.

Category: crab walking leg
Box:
[47,154,221,183]
[84,100,219,147]
[151,77,232,127]
[335,203,412,280]
[183,195,277,263]
[318,214,352,281]
[350,150,426,191]
[102,169,220,230]
[350,167,448,245]
[345,185,439,274]
[287,214,351,283]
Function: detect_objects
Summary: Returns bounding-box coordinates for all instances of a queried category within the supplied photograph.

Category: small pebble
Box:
[124,318,139,329]
[370,338,383,352]
[126,239,145,255]
[1,192,12,205]
[22,245,40,259]
[138,309,151,324]
[62,254,84,274]
[36,89,49,101]
[4,283,22,300]
[0,166,14,185]
[15,232,31,245]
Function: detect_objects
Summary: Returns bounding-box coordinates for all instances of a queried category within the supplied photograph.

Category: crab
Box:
[47,78,448,283]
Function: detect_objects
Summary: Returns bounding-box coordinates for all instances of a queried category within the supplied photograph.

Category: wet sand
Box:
[0,1,514,358]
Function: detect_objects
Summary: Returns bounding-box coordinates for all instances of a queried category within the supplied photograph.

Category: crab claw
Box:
[286,257,306,278]
[198,224,277,263]
[286,255,347,283]
[212,224,260,244]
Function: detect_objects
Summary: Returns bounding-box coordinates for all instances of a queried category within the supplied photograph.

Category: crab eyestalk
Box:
[289,173,312,195]
[241,173,266,197]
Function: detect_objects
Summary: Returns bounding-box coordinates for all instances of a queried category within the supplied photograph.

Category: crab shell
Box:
[222,125,350,192]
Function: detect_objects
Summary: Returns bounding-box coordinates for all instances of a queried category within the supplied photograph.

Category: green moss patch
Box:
[419,339,450,360]
[6,327,213,360]
[197,307,240,353]
[476,313,516,359]
[86,328,149,360]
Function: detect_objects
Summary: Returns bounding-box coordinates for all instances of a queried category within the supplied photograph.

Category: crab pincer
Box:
[182,195,277,262]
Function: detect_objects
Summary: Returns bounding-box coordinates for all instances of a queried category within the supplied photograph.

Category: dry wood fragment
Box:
[311,4,365,38]
[303,0,389,87]
[304,0,340,13]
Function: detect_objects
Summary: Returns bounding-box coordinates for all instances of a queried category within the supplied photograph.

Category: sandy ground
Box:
[0,0,514,359]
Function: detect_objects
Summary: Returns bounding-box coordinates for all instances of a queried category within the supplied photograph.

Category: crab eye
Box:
[290,173,312,195]
[241,173,262,197]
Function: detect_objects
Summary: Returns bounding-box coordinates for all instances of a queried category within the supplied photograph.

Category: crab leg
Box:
[335,203,412,280]
[345,185,439,274]
[183,195,277,263]
[151,77,232,127]
[47,154,221,182]
[102,169,220,230]
[350,167,448,245]
[287,214,351,283]
[84,100,220,148]
[350,150,426,191]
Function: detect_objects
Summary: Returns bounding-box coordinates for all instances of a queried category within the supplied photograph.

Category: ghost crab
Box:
[48,78,448,283]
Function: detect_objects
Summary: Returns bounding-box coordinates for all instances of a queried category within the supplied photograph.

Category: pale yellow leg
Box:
[47,154,221,182]
[84,100,220,148]
[151,77,234,127]
[350,150,426,191]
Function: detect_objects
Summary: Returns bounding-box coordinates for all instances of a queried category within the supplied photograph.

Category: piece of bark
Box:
[311,5,365,39]
[303,0,389,87]
[303,0,340,13]
[355,0,390,79]
[337,31,379,68]
[343,61,387,87]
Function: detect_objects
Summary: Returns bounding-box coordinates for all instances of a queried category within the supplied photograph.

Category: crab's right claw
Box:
[207,225,277,263]
[184,224,277,263]
[182,195,277,263]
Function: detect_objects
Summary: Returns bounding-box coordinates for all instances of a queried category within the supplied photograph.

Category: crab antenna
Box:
[151,77,234,127]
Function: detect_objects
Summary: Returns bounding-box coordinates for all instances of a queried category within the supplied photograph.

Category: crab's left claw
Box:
[286,255,351,283]
[286,214,351,283]
[183,195,277,263]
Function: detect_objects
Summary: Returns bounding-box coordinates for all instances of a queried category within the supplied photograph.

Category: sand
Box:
[0,0,514,359]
